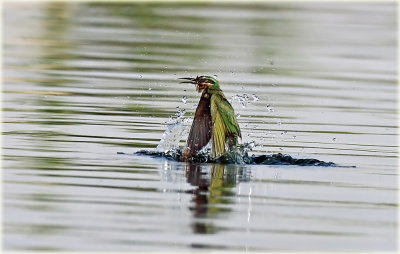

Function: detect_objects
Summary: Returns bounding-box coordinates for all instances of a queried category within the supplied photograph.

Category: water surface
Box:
[2,2,398,251]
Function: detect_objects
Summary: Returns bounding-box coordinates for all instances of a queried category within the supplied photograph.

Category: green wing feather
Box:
[210,93,241,158]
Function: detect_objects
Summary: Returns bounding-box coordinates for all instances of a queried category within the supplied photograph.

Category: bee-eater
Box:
[179,76,241,161]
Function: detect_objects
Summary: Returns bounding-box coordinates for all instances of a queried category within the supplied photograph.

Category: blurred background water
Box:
[2,1,398,251]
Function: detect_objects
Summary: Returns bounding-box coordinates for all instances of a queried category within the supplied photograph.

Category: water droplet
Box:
[276,119,282,125]
[244,141,255,151]
[181,95,188,104]
[332,138,337,142]
[148,87,152,91]
[233,93,252,108]
[139,75,143,79]
[236,114,241,118]
[251,94,259,101]
[266,104,274,112]
[175,108,186,118]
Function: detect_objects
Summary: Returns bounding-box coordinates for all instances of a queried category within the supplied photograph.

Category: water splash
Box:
[156,108,191,153]
[137,102,348,167]
[136,137,347,166]
[136,147,344,167]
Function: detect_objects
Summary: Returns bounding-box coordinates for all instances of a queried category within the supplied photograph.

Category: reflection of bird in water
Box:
[185,163,239,235]
[179,76,241,162]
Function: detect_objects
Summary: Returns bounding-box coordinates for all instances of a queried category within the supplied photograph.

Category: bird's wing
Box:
[211,98,226,158]
[211,93,241,137]
[185,95,212,156]
[210,93,241,157]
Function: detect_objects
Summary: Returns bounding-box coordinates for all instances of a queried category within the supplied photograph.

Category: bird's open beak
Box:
[179,76,213,93]
[179,77,196,84]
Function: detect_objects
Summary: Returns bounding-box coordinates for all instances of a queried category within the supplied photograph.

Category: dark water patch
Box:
[131,149,352,167]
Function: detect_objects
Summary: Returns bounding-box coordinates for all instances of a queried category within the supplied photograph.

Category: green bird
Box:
[179,76,241,161]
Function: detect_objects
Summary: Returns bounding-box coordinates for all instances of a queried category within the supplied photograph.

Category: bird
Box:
[179,76,241,161]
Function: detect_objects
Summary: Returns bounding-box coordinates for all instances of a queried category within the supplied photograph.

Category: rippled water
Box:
[2,2,398,251]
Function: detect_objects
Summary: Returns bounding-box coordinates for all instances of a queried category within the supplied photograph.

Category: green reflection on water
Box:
[185,163,246,235]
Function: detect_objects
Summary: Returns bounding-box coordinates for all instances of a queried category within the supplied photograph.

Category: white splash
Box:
[156,110,191,153]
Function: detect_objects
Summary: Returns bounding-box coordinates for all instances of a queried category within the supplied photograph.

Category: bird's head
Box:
[179,75,220,93]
